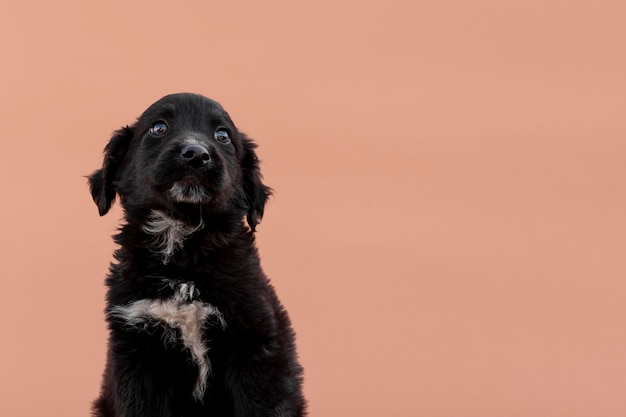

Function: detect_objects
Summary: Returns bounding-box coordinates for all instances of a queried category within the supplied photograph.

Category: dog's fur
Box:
[88,93,306,417]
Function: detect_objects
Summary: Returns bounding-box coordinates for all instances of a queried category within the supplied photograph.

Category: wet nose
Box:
[180,144,210,167]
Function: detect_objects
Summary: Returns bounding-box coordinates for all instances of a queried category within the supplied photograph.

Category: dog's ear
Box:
[88,126,134,216]
[241,133,272,231]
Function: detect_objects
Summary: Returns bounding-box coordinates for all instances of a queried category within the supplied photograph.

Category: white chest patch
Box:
[110,283,226,401]
[142,210,204,264]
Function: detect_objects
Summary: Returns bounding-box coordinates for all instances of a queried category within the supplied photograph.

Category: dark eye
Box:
[149,121,168,136]
[214,129,231,144]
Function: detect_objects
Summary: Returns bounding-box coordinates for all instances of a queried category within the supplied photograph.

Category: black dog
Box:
[88,93,306,417]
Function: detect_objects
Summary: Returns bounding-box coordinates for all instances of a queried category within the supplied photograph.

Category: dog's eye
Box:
[214,129,231,144]
[149,121,169,136]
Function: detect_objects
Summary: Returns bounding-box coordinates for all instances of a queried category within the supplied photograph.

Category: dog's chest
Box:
[110,281,226,401]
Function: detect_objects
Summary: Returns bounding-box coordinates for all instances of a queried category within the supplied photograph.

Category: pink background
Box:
[1,1,625,416]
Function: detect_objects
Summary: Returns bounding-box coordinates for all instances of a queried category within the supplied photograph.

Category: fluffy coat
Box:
[88,93,306,417]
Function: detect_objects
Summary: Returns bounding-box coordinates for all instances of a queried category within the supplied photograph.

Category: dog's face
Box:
[89,93,271,230]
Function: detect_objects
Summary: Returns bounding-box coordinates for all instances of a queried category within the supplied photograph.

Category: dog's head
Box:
[89,93,271,231]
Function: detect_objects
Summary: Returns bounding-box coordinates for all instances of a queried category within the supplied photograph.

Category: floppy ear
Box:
[88,126,134,216]
[241,133,273,231]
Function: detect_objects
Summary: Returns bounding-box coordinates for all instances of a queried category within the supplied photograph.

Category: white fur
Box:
[110,283,226,401]
[142,210,203,263]
[168,182,208,204]
[183,137,201,145]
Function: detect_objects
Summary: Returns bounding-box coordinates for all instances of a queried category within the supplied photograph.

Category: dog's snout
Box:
[180,144,210,167]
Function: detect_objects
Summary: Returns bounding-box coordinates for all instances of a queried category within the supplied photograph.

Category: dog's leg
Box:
[106,356,176,417]
[225,350,305,417]
[99,327,195,417]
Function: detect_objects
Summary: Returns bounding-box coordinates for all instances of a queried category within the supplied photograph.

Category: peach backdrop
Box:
[1,1,625,416]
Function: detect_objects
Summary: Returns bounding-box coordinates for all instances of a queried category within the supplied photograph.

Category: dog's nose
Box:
[180,144,210,167]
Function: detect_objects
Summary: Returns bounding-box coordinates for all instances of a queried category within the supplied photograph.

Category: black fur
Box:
[88,93,306,417]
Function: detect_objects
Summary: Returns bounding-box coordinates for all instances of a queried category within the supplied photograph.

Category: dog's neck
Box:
[117,207,250,265]
[142,209,204,264]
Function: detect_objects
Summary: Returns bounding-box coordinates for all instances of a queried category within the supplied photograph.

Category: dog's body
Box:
[89,93,305,417]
